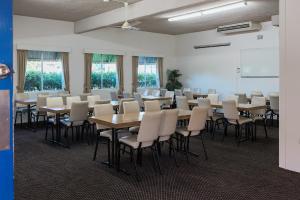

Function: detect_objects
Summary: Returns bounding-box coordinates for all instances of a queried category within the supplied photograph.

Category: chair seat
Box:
[175,127,200,137]
[100,130,131,141]
[129,126,140,133]
[60,118,85,127]
[159,135,170,142]
[228,116,253,125]
[119,134,153,149]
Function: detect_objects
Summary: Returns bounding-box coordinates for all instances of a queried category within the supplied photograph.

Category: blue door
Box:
[0,0,14,199]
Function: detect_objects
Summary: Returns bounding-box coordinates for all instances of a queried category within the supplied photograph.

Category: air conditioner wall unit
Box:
[217,21,262,34]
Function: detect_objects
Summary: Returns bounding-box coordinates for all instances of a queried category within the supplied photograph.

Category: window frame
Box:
[137,56,160,89]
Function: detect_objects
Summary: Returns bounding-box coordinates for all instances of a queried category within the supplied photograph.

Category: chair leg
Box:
[170,138,178,167]
[184,137,189,163]
[93,134,100,161]
[154,145,162,175]
[108,140,111,167]
[20,112,23,127]
[200,134,208,160]
[132,150,140,181]
[264,119,268,138]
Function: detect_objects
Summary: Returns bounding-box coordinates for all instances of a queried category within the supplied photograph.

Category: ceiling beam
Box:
[74,0,208,34]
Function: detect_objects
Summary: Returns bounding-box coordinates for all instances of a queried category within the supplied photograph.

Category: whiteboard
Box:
[240,47,279,78]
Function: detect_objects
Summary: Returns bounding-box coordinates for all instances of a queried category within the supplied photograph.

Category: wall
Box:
[13,15,176,98]
[175,22,279,98]
[279,0,300,173]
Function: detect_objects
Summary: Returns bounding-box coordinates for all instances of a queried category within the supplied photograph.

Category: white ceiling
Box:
[135,0,279,35]
[14,0,279,35]
[14,0,141,22]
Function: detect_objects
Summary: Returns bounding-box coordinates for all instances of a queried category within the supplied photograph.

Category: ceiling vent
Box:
[217,21,262,34]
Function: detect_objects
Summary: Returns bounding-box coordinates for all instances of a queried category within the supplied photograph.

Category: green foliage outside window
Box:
[91,72,117,89]
[24,70,63,91]
[138,73,157,88]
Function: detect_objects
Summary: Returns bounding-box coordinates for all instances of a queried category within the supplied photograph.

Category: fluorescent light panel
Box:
[168,0,247,22]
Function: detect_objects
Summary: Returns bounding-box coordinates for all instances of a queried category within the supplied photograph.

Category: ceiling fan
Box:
[103,0,142,31]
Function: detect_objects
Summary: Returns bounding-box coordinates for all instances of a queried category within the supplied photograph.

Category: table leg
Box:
[56,113,61,142]
[27,104,31,128]
[111,128,115,167]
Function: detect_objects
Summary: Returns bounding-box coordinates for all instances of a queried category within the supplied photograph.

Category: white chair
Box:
[110,91,118,101]
[144,100,161,112]
[176,96,190,110]
[251,97,268,139]
[174,89,183,96]
[93,104,130,162]
[269,95,279,126]
[251,90,264,98]
[160,89,167,97]
[207,94,219,105]
[117,111,163,180]
[60,101,89,145]
[183,91,194,100]
[134,93,144,110]
[14,93,30,127]
[123,101,140,114]
[87,95,101,107]
[45,97,64,140]
[175,107,208,162]
[118,98,135,114]
[80,93,92,101]
[235,93,248,104]
[208,89,217,94]
[183,88,191,92]
[152,89,160,97]
[31,95,47,129]
[222,100,253,145]
[162,91,175,109]
[225,95,239,105]
[66,96,81,109]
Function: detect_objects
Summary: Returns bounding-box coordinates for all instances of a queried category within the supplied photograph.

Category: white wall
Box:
[279,0,300,173]
[13,15,176,98]
[175,22,279,98]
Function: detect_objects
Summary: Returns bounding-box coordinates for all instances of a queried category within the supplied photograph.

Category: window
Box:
[24,51,64,92]
[138,56,159,88]
[91,54,118,89]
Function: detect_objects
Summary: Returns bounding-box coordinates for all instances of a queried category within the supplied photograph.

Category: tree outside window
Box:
[137,56,159,88]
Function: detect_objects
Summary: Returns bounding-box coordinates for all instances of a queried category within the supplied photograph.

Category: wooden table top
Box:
[89,109,192,129]
[142,96,172,101]
[15,98,37,105]
[193,93,208,98]
[188,100,267,111]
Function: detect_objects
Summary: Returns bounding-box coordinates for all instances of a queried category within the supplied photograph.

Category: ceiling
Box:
[14,0,141,22]
[135,0,279,35]
[14,0,279,35]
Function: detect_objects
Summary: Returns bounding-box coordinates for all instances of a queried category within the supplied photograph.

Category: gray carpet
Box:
[14,124,300,200]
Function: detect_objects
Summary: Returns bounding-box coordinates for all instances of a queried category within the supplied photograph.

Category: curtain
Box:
[16,50,28,93]
[62,52,70,93]
[83,53,93,93]
[132,56,139,94]
[158,57,164,88]
[116,55,124,95]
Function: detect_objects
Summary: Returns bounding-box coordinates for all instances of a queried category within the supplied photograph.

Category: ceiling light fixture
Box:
[168,0,247,22]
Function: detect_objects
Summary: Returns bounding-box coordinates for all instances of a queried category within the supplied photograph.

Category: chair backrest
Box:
[137,112,162,143]
[176,96,189,110]
[159,109,179,139]
[133,92,144,108]
[123,92,131,98]
[225,95,239,105]
[87,95,101,107]
[94,104,114,130]
[123,101,140,114]
[80,93,92,101]
[174,89,183,96]
[183,88,191,92]
[66,96,81,109]
[46,97,64,107]
[251,96,266,115]
[251,90,264,98]
[269,92,279,97]
[70,101,89,122]
[160,89,167,97]
[36,96,47,111]
[208,89,216,94]
[188,107,208,132]
[110,91,118,101]
[183,91,194,100]
[144,100,161,112]
[235,93,248,104]
[193,88,201,93]
[269,95,279,111]
[197,98,213,117]
[207,94,219,105]
[95,100,111,105]
[165,91,175,104]
[118,98,135,114]
[222,100,239,120]
[152,89,160,97]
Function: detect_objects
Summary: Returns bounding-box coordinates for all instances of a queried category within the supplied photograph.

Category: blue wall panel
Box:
[0,0,14,199]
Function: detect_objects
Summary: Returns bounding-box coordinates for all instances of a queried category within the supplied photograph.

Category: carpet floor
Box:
[14,124,300,200]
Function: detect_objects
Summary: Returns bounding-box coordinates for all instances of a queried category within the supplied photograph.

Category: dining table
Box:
[89,109,192,168]
[15,98,37,129]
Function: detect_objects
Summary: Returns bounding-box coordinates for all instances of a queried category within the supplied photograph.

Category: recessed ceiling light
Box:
[168,0,247,22]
